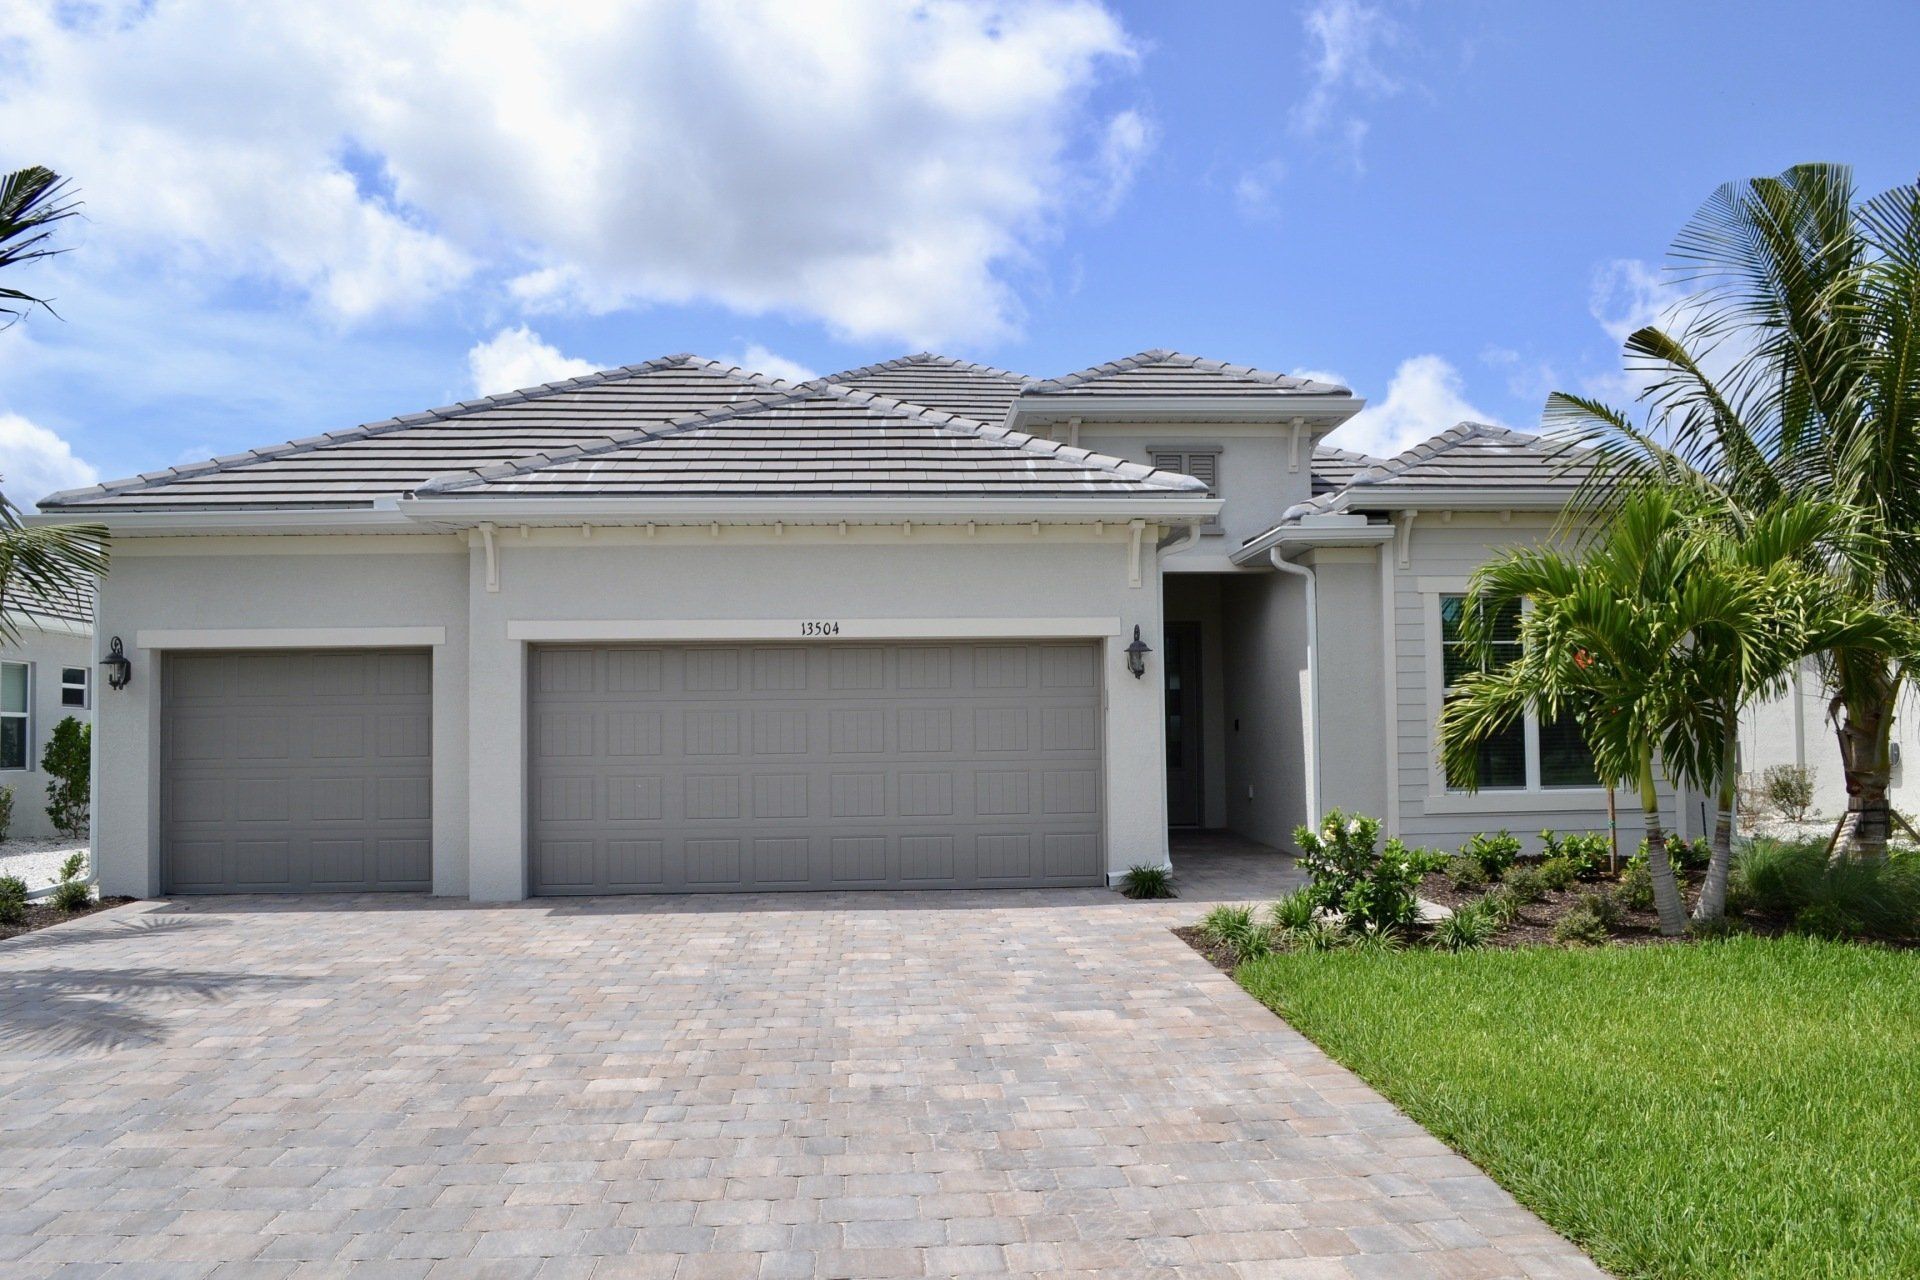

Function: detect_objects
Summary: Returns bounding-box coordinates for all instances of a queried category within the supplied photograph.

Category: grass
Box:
[1235,936,1920,1279]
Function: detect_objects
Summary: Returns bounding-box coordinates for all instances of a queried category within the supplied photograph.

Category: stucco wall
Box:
[1220,570,1310,848]
[92,524,1173,901]
[0,622,94,841]
[1387,512,1686,853]
[1074,425,1318,562]
[1739,659,1920,823]
[1304,546,1389,824]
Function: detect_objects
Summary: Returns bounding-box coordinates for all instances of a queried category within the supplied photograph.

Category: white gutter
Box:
[406,495,1223,526]
[1006,394,1364,432]
[1232,518,1393,566]
[1270,548,1321,829]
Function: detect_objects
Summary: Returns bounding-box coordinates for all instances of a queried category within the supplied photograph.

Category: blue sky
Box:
[2,0,1917,505]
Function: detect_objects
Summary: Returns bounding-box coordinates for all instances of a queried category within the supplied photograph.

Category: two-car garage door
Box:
[528,641,1106,893]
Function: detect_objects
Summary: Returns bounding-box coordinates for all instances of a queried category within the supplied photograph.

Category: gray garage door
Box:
[529,642,1104,894]
[162,649,432,893]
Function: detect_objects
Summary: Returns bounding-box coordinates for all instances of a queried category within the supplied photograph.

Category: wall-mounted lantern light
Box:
[101,636,132,691]
[1125,625,1152,679]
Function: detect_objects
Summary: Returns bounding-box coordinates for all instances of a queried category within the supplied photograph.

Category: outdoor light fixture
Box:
[101,637,132,691]
[1125,625,1152,679]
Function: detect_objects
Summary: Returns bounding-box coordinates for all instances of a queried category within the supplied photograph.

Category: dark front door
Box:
[1164,622,1203,827]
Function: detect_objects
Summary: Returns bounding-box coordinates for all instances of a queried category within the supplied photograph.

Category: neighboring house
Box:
[0,579,94,841]
[1738,659,1920,826]
[41,349,1698,902]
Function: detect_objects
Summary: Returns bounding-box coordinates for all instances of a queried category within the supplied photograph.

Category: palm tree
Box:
[1552,164,1920,859]
[1436,490,1867,934]
[0,165,105,628]
[0,166,81,326]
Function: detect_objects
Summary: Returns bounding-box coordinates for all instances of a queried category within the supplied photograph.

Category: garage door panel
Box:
[162,649,432,893]
[530,641,1103,894]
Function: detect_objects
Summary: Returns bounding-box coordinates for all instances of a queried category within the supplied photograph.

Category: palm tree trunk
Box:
[1639,752,1687,936]
[1834,659,1897,862]
[1693,714,1739,921]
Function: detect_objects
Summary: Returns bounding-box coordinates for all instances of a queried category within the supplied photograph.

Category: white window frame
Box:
[60,664,89,711]
[1421,584,1605,814]
[1148,444,1222,534]
[0,660,30,773]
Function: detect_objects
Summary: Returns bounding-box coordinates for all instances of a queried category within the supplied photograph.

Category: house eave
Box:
[1231,517,1394,565]
[405,494,1225,527]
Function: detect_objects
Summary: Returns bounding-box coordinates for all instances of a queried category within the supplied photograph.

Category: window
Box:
[0,662,27,771]
[1148,447,1221,531]
[1438,593,1597,791]
[60,666,89,710]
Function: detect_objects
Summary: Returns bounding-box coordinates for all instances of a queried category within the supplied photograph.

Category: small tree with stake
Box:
[41,715,89,839]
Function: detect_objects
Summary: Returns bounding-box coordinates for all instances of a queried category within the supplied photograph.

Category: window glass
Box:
[1540,708,1600,788]
[60,666,88,709]
[0,663,25,714]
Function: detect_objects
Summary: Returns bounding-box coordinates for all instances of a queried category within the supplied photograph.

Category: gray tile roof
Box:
[822,353,1028,423]
[1019,349,1351,399]
[1310,444,1379,495]
[41,356,794,510]
[417,383,1205,499]
[1278,422,1594,524]
[2,578,92,629]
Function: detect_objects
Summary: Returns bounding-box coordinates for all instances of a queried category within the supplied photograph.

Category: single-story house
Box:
[42,349,1717,900]
[0,579,95,840]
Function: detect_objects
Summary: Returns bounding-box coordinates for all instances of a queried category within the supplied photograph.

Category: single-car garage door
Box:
[529,641,1104,894]
[162,649,432,893]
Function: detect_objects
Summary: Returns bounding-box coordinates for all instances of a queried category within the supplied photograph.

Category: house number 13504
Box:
[799,620,841,637]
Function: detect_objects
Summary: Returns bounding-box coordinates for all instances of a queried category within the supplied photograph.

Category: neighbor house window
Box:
[1439,594,1597,791]
[61,666,89,710]
[1149,447,1221,530]
[0,662,27,771]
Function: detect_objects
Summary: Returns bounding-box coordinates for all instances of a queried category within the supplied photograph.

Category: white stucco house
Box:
[41,349,1705,902]
[0,578,94,840]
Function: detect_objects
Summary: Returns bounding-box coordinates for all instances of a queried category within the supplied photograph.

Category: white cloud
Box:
[1234,158,1287,220]
[2,0,1141,345]
[1094,109,1156,215]
[0,414,100,509]
[1290,0,1404,167]
[1322,354,1497,458]
[467,326,600,397]
[721,344,817,386]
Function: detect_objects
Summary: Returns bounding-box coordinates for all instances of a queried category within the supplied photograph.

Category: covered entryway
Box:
[528,640,1105,893]
[161,649,433,893]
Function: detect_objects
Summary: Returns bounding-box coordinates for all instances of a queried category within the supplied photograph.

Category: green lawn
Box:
[1235,936,1920,1279]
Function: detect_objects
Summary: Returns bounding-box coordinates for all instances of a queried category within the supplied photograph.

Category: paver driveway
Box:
[0,858,1601,1278]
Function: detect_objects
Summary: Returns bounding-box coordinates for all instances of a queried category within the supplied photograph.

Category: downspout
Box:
[1269,548,1321,829]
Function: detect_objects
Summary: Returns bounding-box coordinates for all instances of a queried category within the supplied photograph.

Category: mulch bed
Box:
[1416,864,1690,949]
[0,897,136,944]
[1173,924,1240,973]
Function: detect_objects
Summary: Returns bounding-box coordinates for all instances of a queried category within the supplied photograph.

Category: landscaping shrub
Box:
[1539,829,1610,877]
[49,852,90,913]
[0,873,26,925]
[41,716,90,840]
[1268,888,1318,932]
[1480,884,1524,927]
[1760,763,1816,822]
[1538,856,1581,892]
[1293,810,1421,933]
[1462,830,1522,880]
[1343,925,1406,954]
[1432,903,1497,952]
[1200,903,1273,961]
[1553,891,1621,945]
[1445,854,1488,891]
[1503,865,1548,903]
[1733,838,1920,939]
[0,784,11,842]
[1119,863,1176,899]
[1618,858,1656,911]
[1640,835,1711,872]
[1405,846,1451,875]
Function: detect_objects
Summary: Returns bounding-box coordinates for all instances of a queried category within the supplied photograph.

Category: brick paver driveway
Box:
[0,851,1601,1278]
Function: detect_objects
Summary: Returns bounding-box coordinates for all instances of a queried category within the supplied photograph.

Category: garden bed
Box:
[1413,860,1701,948]
[0,896,135,943]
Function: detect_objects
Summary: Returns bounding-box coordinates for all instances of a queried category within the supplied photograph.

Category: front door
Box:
[1164,622,1203,827]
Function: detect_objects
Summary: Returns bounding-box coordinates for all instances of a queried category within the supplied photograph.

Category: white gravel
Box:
[0,838,89,890]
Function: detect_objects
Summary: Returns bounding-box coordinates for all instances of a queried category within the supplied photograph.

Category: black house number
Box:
[799,620,841,637]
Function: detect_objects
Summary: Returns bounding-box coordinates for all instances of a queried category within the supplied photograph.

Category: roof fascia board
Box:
[1341,487,1579,511]
[24,507,424,536]
[0,611,90,636]
[1232,522,1394,565]
[403,495,1225,525]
